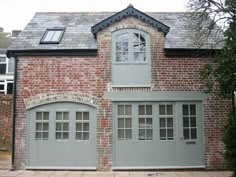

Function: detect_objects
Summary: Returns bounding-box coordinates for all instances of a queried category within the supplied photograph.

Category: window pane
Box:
[159,105,165,115]
[76,132,82,140]
[160,118,166,128]
[183,105,189,115]
[116,42,122,52]
[56,112,62,120]
[6,82,13,94]
[126,129,132,139]
[51,31,62,41]
[56,123,62,131]
[146,129,153,140]
[118,118,124,128]
[36,112,42,120]
[146,118,152,128]
[139,105,145,115]
[184,129,190,139]
[191,128,197,139]
[36,132,42,140]
[63,132,69,139]
[0,64,7,74]
[63,123,69,131]
[83,132,89,140]
[56,132,61,140]
[167,129,174,139]
[190,105,196,115]
[146,105,152,115]
[63,112,69,120]
[83,112,89,120]
[44,31,54,41]
[43,132,48,139]
[160,129,166,139]
[36,123,42,131]
[76,123,82,131]
[117,33,128,42]
[83,123,89,131]
[43,112,49,120]
[118,129,124,140]
[76,112,82,120]
[139,129,145,140]
[125,118,132,128]
[183,117,189,128]
[167,118,173,127]
[43,123,49,131]
[139,118,145,128]
[118,105,124,115]
[190,117,196,127]
[125,105,132,115]
[167,105,173,115]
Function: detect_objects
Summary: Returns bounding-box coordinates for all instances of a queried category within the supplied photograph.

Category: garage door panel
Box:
[27,102,96,169]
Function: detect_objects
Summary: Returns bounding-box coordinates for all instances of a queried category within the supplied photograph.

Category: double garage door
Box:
[27,101,204,169]
[27,102,96,169]
[113,102,204,169]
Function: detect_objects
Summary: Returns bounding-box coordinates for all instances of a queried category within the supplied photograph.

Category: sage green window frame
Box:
[112,29,151,87]
[55,111,69,140]
[113,29,149,63]
[117,104,132,140]
[76,111,90,141]
[35,112,49,140]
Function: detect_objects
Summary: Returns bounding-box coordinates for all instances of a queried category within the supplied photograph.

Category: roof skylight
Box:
[40,28,65,44]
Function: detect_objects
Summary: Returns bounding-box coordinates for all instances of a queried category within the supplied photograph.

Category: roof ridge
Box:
[35,11,190,14]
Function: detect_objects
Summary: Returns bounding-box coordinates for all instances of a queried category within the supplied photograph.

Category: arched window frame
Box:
[112,29,150,64]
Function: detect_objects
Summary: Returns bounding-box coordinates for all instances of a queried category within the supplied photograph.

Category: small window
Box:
[159,104,174,140]
[183,104,197,140]
[6,81,13,94]
[117,104,132,140]
[55,112,69,140]
[139,105,153,140]
[40,28,65,44]
[76,112,90,140]
[0,56,7,74]
[35,112,49,140]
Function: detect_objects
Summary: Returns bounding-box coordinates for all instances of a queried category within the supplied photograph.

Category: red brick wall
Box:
[0,95,13,150]
[14,16,230,170]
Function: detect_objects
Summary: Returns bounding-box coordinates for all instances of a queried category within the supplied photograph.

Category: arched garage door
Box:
[27,102,97,169]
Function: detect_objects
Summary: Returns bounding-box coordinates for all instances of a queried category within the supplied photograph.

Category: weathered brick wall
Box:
[14,16,230,170]
[0,95,13,150]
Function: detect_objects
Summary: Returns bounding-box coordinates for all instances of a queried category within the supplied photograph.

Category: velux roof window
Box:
[40,28,65,44]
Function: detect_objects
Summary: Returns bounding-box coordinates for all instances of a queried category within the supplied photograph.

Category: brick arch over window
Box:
[24,92,100,109]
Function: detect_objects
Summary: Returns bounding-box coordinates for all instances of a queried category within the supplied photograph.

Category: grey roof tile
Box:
[8,12,223,51]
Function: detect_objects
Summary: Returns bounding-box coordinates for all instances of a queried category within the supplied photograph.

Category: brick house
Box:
[7,5,230,170]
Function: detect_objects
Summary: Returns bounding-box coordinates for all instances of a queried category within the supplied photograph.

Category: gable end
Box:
[91,5,170,37]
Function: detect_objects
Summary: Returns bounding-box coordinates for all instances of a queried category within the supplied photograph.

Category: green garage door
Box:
[27,102,97,170]
[113,102,204,169]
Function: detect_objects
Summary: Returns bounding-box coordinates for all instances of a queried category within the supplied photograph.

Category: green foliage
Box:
[223,111,236,177]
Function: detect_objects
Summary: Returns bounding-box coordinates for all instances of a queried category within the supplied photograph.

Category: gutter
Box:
[7,49,98,57]
[11,56,18,171]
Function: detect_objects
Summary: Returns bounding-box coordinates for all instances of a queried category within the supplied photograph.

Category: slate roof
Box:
[8,10,223,51]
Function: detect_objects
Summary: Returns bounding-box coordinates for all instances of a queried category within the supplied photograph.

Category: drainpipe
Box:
[11,55,18,171]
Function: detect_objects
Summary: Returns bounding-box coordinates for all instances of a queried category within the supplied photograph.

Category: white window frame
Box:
[113,29,149,64]
[0,80,13,94]
[0,55,14,74]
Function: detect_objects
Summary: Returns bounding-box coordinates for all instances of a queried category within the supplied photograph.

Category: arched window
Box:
[114,29,148,63]
[112,29,150,87]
